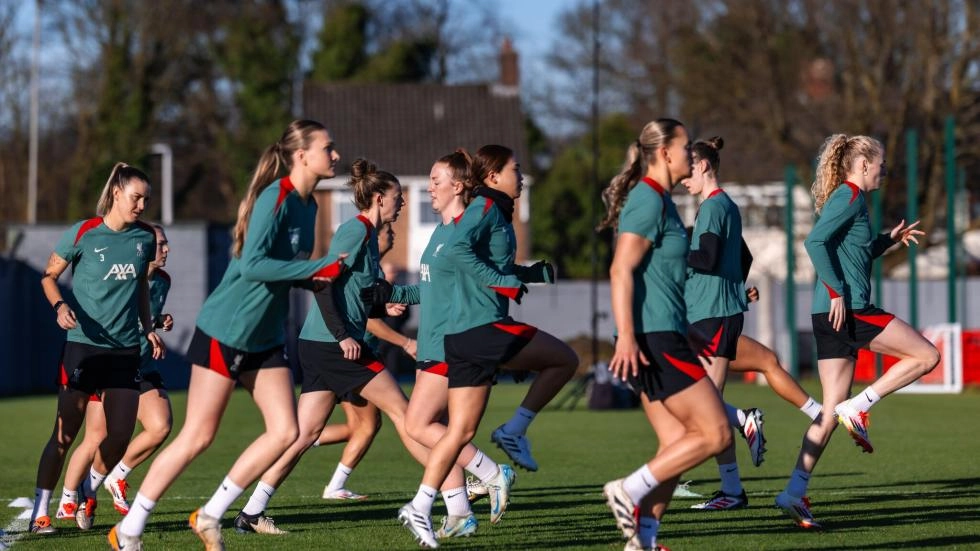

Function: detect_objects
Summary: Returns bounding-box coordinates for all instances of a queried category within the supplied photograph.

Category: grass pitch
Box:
[2,381,978,550]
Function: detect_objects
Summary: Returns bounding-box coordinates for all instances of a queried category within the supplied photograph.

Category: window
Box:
[416,193,441,224]
[331,191,360,231]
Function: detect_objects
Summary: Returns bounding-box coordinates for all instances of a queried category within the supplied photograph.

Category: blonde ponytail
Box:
[598,118,684,230]
[231,119,327,257]
[96,162,150,216]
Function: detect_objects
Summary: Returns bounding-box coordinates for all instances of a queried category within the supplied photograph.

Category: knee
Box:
[405,416,427,443]
[275,424,300,451]
[920,346,941,375]
[146,422,173,446]
[704,423,732,456]
[182,431,217,457]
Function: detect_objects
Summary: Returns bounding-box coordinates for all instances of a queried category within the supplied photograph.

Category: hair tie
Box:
[635,139,643,150]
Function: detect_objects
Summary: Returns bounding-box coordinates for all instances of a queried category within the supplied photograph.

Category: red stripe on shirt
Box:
[708,188,724,199]
[641,177,667,196]
[822,281,841,299]
[483,198,495,216]
[275,176,295,213]
[843,181,861,204]
[355,214,375,244]
[74,217,103,245]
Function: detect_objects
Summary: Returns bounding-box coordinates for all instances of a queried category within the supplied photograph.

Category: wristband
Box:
[53,300,66,311]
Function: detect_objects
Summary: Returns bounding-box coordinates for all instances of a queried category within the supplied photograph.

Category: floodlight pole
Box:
[27,0,40,224]
[151,143,173,225]
[590,0,601,370]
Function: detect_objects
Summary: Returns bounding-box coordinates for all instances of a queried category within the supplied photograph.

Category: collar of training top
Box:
[473,185,515,223]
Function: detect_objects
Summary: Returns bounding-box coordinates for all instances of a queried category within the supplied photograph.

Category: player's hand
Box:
[160,313,174,331]
[401,338,417,360]
[56,303,77,330]
[339,337,361,361]
[889,219,924,247]
[746,286,759,303]
[147,331,166,359]
[386,303,407,317]
[828,296,846,332]
[608,334,648,382]
[312,253,349,283]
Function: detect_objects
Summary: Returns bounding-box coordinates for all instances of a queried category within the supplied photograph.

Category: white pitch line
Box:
[1,498,35,549]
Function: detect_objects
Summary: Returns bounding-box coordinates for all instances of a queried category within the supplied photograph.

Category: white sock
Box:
[119,493,156,537]
[442,486,471,517]
[848,387,881,412]
[85,467,108,498]
[785,469,811,498]
[501,406,536,436]
[32,488,52,521]
[202,476,244,519]
[718,462,743,496]
[60,488,78,506]
[108,461,132,482]
[800,397,823,420]
[725,403,745,427]
[637,516,660,548]
[241,481,276,516]
[411,484,438,514]
[622,464,659,504]
[325,463,353,493]
[465,450,499,484]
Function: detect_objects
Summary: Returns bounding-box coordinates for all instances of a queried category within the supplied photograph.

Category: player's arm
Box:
[445,202,525,301]
[139,264,165,359]
[365,318,417,360]
[41,253,76,330]
[239,193,343,282]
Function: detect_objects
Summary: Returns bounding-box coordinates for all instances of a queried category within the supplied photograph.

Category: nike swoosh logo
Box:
[423,491,434,498]
[95,247,108,253]
[447,492,463,499]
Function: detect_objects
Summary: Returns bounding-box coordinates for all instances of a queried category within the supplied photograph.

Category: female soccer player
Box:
[232,160,433,535]
[681,137,764,510]
[109,120,345,551]
[32,163,162,535]
[599,119,730,551]
[315,222,397,502]
[400,145,578,548]
[775,134,937,529]
[403,151,517,541]
[57,224,175,526]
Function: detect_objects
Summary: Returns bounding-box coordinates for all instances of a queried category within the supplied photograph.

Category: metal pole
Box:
[784,166,798,378]
[27,0,40,223]
[872,187,883,377]
[151,143,173,225]
[906,129,918,329]
[590,0,600,371]
[944,116,956,324]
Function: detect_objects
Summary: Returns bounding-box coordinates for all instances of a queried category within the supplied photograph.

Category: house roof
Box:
[302,82,529,177]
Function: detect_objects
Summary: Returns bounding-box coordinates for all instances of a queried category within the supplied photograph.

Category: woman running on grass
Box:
[403,151,518,542]
[600,119,730,551]
[109,119,345,551]
[32,163,162,536]
[399,145,578,548]
[774,133,938,529]
[57,224,174,526]
[681,136,767,511]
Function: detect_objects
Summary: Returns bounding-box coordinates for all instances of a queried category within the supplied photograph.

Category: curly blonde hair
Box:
[811,134,883,213]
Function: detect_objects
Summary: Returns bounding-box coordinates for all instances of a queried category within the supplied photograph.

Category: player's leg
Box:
[494,328,579,471]
[322,400,380,500]
[104,385,172,515]
[57,397,104,521]
[730,335,821,419]
[33,388,89,533]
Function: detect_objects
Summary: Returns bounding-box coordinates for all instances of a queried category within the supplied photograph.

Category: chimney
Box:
[493,37,519,97]
[500,37,519,87]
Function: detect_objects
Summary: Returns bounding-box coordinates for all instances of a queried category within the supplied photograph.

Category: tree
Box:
[531,114,636,278]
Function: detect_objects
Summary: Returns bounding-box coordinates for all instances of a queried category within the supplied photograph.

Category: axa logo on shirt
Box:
[419,263,431,282]
[104,263,137,280]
